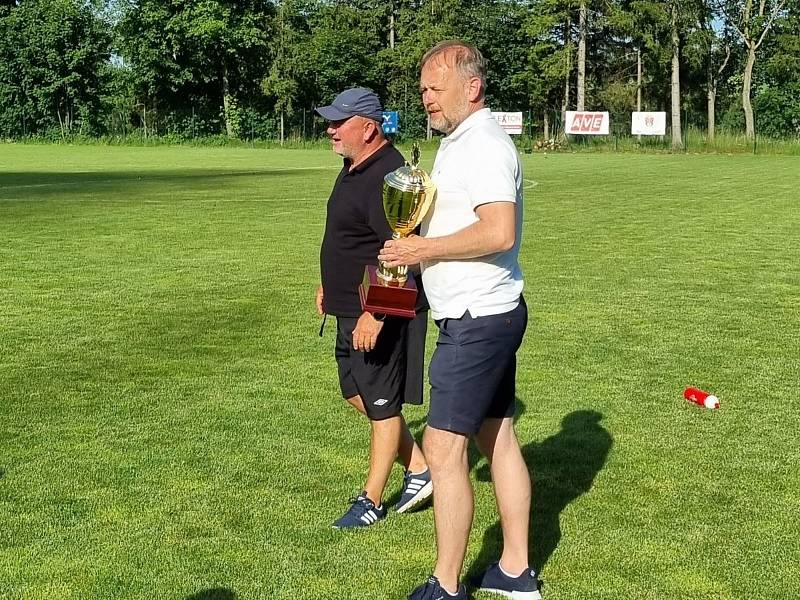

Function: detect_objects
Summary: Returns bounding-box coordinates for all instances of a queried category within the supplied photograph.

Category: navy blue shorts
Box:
[427,298,527,435]
[335,312,427,421]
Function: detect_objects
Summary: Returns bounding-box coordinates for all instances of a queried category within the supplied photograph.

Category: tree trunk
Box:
[543,111,550,140]
[670,5,683,150]
[57,106,65,139]
[742,42,756,139]
[706,20,715,143]
[708,43,730,144]
[637,48,642,112]
[577,0,587,111]
[707,49,717,143]
[280,110,285,145]
[707,86,716,143]
[637,48,642,142]
[560,15,571,139]
[222,63,235,138]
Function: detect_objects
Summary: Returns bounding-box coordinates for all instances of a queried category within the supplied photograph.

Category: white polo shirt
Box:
[421,108,524,320]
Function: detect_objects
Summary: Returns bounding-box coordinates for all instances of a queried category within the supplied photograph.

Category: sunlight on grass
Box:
[1,146,799,599]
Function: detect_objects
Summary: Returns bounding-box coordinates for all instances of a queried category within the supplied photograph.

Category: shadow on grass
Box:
[467,409,613,581]
[0,168,328,186]
[187,588,236,600]
[0,168,328,201]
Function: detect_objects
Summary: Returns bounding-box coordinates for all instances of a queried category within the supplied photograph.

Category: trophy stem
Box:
[377,232,408,285]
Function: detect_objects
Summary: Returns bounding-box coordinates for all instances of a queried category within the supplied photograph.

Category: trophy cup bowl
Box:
[359,145,436,318]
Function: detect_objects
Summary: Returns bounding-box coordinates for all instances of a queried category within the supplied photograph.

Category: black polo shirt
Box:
[320,143,426,317]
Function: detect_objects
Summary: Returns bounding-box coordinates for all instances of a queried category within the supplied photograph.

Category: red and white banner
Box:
[566,111,609,135]
[492,111,524,135]
[631,111,666,135]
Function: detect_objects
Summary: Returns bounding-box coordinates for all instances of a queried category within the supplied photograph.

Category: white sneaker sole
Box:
[478,588,542,600]
[395,481,433,513]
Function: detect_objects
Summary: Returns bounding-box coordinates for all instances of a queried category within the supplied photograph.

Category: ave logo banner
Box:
[566,111,609,135]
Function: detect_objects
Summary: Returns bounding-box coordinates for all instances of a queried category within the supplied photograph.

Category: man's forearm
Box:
[379,202,516,267]
[423,217,514,261]
[422,201,516,261]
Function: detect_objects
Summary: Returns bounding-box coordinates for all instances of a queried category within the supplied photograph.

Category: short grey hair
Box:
[420,40,487,98]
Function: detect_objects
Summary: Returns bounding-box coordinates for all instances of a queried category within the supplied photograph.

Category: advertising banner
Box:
[566,111,609,135]
[382,111,398,134]
[492,111,524,135]
[631,112,667,135]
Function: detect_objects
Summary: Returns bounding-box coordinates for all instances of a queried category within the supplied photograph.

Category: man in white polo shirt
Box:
[380,41,540,600]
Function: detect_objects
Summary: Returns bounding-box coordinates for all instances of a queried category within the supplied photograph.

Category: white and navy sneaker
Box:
[471,562,542,599]
[332,492,387,529]
[395,468,433,513]
[408,575,467,599]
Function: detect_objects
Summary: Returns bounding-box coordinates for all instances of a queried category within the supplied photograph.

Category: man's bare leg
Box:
[425,425,472,595]
[475,417,531,575]
[399,420,428,473]
[346,395,427,502]
[363,415,402,505]
[347,395,426,471]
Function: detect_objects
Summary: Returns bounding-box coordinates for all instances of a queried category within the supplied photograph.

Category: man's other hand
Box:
[352,312,384,352]
[316,285,324,315]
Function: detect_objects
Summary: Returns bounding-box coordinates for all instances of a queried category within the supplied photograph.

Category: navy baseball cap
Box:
[315,87,384,122]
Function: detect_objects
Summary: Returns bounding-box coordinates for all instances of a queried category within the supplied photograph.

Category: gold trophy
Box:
[359,143,436,318]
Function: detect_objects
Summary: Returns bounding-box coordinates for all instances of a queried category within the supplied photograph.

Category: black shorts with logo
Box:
[335,312,427,421]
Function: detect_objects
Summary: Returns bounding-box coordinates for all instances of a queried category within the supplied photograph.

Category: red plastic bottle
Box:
[684,387,720,409]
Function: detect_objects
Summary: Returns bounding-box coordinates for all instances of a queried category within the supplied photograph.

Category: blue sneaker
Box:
[408,575,466,599]
[332,492,386,529]
[395,468,433,513]
[471,562,542,599]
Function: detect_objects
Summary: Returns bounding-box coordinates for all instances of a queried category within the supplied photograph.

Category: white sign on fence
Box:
[566,111,610,135]
[492,111,524,135]
[631,112,666,135]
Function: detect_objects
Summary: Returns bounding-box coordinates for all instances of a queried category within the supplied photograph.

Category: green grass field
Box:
[1,144,799,600]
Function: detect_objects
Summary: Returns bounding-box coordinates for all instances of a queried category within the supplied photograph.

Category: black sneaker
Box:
[471,562,542,599]
[395,468,433,513]
[331,492,387,529]
[408,575,467,599]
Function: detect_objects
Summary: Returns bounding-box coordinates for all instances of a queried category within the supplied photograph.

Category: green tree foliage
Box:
[261,0,309,141]
[378,0,463,136]
[0,0,111,137]
[753,8,800,135]
[524,0,573,129]
[1,0,798,141]
[117,0,273,137]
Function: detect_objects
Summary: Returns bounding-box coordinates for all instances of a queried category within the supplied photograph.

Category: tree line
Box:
[1,0,798,146]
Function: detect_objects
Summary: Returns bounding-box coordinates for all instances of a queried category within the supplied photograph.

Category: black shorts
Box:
[335,312,427,421]
[427,298,527,435]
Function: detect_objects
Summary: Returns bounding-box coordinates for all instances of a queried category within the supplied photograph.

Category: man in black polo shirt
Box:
[315,88,432,529]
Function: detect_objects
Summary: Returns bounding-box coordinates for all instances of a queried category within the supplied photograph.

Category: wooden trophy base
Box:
[359,265,417,319]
